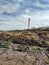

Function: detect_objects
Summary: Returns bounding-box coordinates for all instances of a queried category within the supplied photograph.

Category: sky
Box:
[0,0,49,30]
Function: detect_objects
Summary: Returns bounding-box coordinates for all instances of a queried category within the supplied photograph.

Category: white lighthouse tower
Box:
[28,17,30,30]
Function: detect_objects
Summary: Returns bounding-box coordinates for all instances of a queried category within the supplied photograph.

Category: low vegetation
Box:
[0,27,49,65]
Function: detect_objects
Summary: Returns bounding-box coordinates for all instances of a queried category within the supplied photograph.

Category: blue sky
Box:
[0,0,49,30]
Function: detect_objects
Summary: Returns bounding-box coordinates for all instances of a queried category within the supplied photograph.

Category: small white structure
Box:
[28,17,30,29]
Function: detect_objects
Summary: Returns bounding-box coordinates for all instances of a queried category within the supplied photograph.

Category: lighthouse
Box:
[28,17,30,30]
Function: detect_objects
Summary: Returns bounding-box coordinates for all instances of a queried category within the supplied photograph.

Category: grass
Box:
[47,54,49,58]
[46,61,49,64]
[12,45,29,51]
[32,46,43,50]
[0,42,10,48]
[12,45,44,51]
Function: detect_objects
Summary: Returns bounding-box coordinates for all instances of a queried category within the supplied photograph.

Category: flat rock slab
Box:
[0,49,49,65]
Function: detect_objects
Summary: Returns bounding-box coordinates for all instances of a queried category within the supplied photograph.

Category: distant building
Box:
[28,17,30,29]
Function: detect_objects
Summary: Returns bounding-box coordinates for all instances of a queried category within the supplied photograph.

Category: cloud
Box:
[0,3,20,14]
